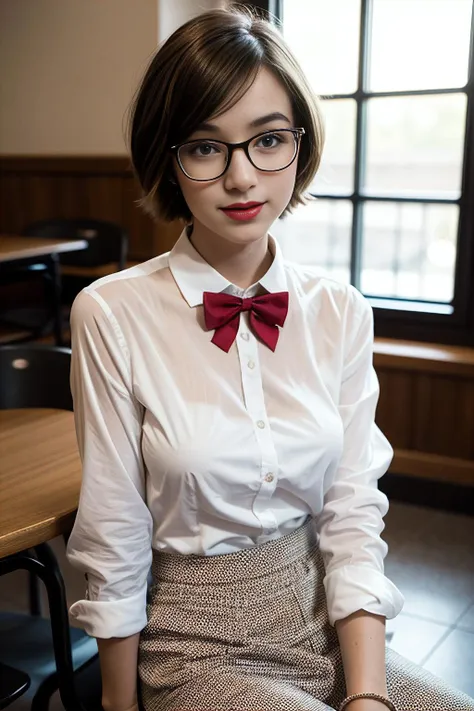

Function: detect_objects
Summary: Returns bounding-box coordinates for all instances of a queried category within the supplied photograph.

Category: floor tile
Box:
[423,627,474,698]
[385,613,451,665]
[384,502,474,563]
[383,503,474,625]
[383,501,435,551]
[455,602,474,633]
[384,554,474,625]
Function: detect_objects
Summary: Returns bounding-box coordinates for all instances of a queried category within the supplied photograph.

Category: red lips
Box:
[222,201,263,209]
[220,202,265,222]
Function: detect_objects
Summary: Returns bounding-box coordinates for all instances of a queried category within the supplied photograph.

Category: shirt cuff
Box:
[69,586,148,639]
[324,564,405,626]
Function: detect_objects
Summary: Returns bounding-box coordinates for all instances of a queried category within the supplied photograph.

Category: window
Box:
[248,0,474,345]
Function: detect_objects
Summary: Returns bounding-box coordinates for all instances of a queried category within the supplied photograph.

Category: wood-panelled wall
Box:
[1,156,473,490]
[375,341,474,488]
[0,156,182,260]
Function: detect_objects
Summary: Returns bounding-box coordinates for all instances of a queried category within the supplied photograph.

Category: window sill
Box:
[374,337,474,377]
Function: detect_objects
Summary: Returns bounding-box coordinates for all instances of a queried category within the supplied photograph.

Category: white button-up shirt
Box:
[66,228,404,639]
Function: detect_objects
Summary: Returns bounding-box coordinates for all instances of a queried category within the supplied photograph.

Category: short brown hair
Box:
[128,4,325,223]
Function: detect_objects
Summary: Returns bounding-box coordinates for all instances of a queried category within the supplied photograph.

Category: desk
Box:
[0,235,88,346]
[0,408,89,711]
[0,237,87,264]
[0,409,81,559]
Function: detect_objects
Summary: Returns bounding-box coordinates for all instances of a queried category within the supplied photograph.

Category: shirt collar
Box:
[168,227,288,307]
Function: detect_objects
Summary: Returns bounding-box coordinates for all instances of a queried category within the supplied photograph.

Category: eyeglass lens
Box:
[177,130,299,180]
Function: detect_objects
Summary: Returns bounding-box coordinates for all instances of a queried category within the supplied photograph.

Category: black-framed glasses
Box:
[170,127,305,182]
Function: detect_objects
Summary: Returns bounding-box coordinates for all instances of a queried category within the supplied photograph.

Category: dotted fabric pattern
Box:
[138,519,474,711]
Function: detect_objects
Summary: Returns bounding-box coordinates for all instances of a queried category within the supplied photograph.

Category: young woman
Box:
[66,6,474,711]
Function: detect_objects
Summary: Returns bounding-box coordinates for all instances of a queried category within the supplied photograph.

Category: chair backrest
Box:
[22,218,128,270]
[0,345,73,411]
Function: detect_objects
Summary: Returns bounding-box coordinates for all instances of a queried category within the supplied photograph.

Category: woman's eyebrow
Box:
[193,112,292,134]
[249,112,291,128]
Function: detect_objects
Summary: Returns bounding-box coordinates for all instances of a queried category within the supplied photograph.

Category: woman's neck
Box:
[188,223,274,290]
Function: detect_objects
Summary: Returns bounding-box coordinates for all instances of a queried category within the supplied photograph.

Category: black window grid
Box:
[246,0,474,345]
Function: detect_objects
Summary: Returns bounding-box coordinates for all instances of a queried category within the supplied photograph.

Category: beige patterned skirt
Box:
[138,518,474,711]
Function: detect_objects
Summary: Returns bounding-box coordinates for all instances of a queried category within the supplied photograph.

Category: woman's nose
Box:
[223,148,258,192]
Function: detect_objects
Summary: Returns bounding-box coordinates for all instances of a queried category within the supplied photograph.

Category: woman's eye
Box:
[191,142,220,157]
[257,133,283,149]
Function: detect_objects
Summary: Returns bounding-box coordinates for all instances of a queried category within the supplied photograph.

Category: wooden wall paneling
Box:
[374,339,474,378]
[121,176,157,260]
[391,449,474,486]
[26,175,60,222]
[84,176,124,224]
[22,173,48,225]
[445,376,473,460]
[427,375,461,457]
[1,175,23,232]
[57,175,89,218]
[375,347,474,487]
[153,219,184,256]
[462,380,474,460]
[413,373,434,454]
[376,369,414,450]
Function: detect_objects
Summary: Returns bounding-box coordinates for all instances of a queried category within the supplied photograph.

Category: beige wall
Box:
[0,0,226,156]
[0,0,156,155]
[158,0,226,41]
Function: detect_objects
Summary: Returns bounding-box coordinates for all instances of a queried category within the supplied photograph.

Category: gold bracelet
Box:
[339,692,398,711]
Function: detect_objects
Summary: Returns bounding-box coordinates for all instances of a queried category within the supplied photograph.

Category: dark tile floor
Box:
[2,500,474,709]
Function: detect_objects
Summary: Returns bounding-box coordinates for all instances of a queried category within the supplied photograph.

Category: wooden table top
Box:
[0,235,87,263]
[0,409,82,559]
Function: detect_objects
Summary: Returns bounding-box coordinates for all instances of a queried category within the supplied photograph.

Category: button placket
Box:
[235,310,279,534]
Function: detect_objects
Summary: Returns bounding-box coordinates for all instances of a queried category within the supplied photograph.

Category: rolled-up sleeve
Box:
[316,286,404,626]
[66,289,152,639]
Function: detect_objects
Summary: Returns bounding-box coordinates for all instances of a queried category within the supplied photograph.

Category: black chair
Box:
[0,218,128,344]
[0,345,99,711]
[0,344,73,616]
[0,662,30,709]
[22,218,128,273]
[0,344,73,412]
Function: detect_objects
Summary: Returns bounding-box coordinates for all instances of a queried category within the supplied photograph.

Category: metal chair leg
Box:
[48,254,63,347]
[30,671,61,711]
[0,547,85,711]
[28,570,42,616]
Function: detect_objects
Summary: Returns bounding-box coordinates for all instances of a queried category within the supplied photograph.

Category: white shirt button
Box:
[241,332,250,341]
[248,360,255,370]
[257,420,265,429]
[264,473,274,483]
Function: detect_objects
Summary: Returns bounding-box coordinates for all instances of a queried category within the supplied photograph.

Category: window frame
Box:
[245,0,474,346]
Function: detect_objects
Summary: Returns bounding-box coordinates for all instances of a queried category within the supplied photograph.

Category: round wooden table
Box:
[0,408,81,559]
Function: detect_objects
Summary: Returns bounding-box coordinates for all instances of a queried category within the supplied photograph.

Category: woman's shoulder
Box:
[285,260,371,319]
[71,252,171,319]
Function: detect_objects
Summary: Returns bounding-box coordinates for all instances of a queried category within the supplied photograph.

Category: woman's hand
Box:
[345,699,391,711]
[102,704,139,711]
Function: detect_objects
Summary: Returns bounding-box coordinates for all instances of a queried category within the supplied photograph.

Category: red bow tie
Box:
[202,291,289,353]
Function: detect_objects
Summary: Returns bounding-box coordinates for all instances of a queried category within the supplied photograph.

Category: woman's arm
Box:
[315,288,404,707]
[98,634,140,711]
[316,287,404,628]
[66,291,153,683]
[336,610,389,709]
